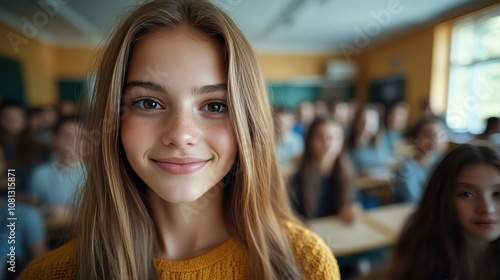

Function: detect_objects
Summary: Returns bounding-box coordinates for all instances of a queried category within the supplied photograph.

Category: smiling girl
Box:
[21,0,339,279]
[388,144,500,279]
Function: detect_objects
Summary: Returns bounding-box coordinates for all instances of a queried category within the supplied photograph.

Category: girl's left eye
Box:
[458,192,474,199]
[493,191,500,199]
[133,99,163,110]
[202,102,227,114]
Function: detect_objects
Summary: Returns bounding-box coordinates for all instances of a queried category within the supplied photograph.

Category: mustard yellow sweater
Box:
[22,222,339,279]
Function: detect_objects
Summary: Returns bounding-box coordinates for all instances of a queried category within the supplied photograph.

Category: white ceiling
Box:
[0,0,495,53]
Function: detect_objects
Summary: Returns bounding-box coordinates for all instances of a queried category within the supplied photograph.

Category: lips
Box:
[153,157,209,175]
[474,220,498,228]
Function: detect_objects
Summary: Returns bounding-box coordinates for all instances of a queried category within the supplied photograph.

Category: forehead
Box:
[131,27,221,61]
[456,164,500,189]
[315,122,342,134]
[126,27,227,84]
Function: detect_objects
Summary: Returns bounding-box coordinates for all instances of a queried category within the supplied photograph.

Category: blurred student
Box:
[0,101,49,192]
[383,102,409,157]
[388,144,500,279]
[0,145,47,280]
[274,107,304,177]
[26,117,85,223]
[293,101,315,139]
[29,106,60,148]
[291,117,361,223]
[346,105,392,177]
[313,100,329,118]
[472,116,500,148]
[330,101,352,134]
[392,116,447,203]
[58,100,77,119]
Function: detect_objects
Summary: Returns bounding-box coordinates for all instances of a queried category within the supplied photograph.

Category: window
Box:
[446,6,500,134]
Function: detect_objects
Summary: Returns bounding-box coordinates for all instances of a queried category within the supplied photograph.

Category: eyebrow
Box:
[124,81,166,92]
[193,84,227,95]
[456,183,500,189]
[123,81,227,95]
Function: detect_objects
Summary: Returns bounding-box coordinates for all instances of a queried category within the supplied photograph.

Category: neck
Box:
[148,183,229,260]
[358,133,372,146]
[317,156,335,175]
[464,234,490,259]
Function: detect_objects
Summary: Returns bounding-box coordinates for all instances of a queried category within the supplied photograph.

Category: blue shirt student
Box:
[392,155,441,203]
[27,161,86,210]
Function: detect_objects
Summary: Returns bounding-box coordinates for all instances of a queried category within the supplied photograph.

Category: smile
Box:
[473,220,498,228]
[153,158,209,175]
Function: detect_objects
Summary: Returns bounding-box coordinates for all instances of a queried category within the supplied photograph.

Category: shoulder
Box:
[21,241,76,280]
[29,162,54,178]
[395,157,419,174]
[284,221,340,280]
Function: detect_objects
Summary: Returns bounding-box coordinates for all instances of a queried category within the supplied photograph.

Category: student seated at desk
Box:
[346,105,393,178]
[388,144,500,280]
[26,117,86,224]
[392,116,447,203]
[290,117,362,223]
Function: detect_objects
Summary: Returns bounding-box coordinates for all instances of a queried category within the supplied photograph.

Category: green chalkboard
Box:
[0,56,26,106]
[58,80,84,103]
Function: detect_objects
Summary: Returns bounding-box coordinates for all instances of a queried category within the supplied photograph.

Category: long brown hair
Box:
[346,104,382,149]
[75,0,301,279]
[388,144,500,280]
[295,117,354,218]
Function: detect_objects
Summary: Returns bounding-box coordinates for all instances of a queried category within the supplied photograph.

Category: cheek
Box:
[120,119,152,156]
[454,200,471,224]
[210,125,237,161]
[311,139,322,155]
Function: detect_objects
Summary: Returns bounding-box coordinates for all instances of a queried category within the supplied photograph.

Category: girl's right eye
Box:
[458,192,474,199]
[133,98,164,110]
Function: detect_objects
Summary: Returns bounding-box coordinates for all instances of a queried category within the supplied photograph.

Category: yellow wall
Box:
[0,23,95,107]
[354,27,435,124]
[0,23,57,106]
[53,46,96,79]
[256,53,341,82]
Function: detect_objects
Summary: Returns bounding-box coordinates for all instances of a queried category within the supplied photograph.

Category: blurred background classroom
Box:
[0,0,499,279]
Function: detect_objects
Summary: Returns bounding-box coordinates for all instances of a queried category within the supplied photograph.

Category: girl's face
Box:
[454,164,500,242]
[1,106,27,136]
[311,123,344,160]
[120,28,237,203]
[415,122,447,153]
[357,109,379,136]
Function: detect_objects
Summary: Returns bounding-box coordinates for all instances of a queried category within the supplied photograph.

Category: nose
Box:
[477,197,495,215]
[162,107,199,148]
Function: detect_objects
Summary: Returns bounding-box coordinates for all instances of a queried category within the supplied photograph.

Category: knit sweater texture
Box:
[21,222,339,279]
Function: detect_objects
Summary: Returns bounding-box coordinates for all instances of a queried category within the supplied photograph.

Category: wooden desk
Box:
[307,216,392,257]
[356,177,393,205]
[308,203,415,258]
[363,203,415,240]
[356,177,391,191]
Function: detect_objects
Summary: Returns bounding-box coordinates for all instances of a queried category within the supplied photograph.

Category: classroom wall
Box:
[53,46,95,80]
[353,27,435,124]
[0,22,95,107]
[256,53,342,82]
[0,23,57,106]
